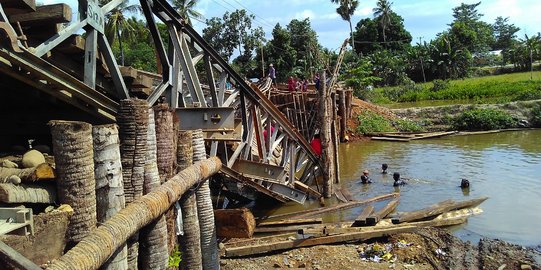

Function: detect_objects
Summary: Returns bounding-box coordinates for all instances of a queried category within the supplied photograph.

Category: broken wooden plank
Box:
[263,193,399,220]
[257,218,322,227]
[366,199,399,226]
[214,208,256,238]
[334,190,348,203]
[351,205,374,227]
[224,225,416,257]
[0,183,56,203]
[9,4,72,25]
[392,197,488,224]
[294,181,321,198]
[340,187,354,201]
[255,223,324,233]
[0,241,42,270]
[0,163,55,183]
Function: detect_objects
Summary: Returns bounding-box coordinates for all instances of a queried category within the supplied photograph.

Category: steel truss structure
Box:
[0,0,322,203]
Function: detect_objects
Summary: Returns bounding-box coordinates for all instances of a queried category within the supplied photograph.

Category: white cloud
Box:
[294,9,316,20]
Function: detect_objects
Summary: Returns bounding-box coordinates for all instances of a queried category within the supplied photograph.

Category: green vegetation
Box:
[531,105,541,127]
[168,246,182,267]
[356,111,423,134]
[451,108,516,130]
[370,71,541,104]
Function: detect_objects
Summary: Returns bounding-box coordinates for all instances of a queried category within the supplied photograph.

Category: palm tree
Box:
[521,33,540,80]
[373,0,393,45]
[99,0,141,66]
[172,0,202,25]
[335,0,359,51]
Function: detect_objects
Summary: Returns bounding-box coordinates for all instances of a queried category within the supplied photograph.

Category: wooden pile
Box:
[221,195,488,257]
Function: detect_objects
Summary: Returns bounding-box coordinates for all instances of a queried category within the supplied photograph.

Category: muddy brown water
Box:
[262,129,541,248]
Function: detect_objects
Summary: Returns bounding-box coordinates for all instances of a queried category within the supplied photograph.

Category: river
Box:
[265,129,541,248]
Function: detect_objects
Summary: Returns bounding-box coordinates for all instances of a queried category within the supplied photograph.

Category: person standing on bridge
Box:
[268,64,276,87]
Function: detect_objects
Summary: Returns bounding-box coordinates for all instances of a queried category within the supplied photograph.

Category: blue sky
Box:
[43,0,541,51]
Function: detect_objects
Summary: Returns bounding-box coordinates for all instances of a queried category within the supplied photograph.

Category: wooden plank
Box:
[409,131,458,140]
[351,205,374,227]
[214,208,255,238]
[255,223,325,233]
[334,190,348,203]
[0,0,36,14]
[392,197,488,224]
[366,199,399,225]
[371,136,411,142]
[340,188,354,201]
[9,4,71,24]
[257,218,322,227]
[0,241,42,270]
[264,193,399,220]
[225,225,416,257]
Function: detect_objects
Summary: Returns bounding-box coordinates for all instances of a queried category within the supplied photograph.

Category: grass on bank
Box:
[356,111,424,134]
[370,71,541,104]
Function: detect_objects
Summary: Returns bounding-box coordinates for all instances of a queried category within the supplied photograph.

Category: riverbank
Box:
[392,99,541,131]
[221,227,541,269]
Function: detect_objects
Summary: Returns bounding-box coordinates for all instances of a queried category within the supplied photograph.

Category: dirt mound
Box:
[347,97,397,142]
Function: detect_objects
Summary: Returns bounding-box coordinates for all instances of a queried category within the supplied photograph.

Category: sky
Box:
[42,0,541,52]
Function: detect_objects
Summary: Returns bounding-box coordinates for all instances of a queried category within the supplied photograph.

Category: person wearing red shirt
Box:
[310,133,322,156]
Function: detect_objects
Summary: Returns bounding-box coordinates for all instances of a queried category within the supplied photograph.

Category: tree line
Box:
[98,0,540,90]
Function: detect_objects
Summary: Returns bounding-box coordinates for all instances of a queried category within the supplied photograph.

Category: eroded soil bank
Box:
[221,228,541,270]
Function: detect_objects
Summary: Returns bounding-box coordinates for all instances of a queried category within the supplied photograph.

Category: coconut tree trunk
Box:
[139,109,169,270]
[47,157,222,270]
[177,130,202,270]
[192,129,219,270]
[49,120,96,243]
[118,99,149,270]
[348,19,355,52]
[153,104,177,254]
[318,72,335,198]
[92,124,128,270]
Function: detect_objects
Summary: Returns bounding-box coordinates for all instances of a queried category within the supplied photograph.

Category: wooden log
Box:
[9,3,71,24]
[295,193,399,219]
[366,199,399,226]
[176,130,202,270]
[254,223,325,234]
[409,131,458,140]
[0,183,56,203]
[371,136,411,142]
[92,124,128,270]
[224,225,416,257]
[50,120,96,243]
[263,193,399,220]
[0,163,55,183]
[0,0,36,14]
[319,71,335,197]
[118,99,149,269]
[47,157,222,270]
[392,197,488,224]
[214,208,256,238]
[0,240,41,270]
[139,109,169,270]
[257,218,323,227]
[351,205,374,227]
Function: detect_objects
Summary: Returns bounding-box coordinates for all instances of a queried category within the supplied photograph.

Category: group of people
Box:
[361,163,471,189]
[267,63,322,92]
[361,163,406,187]
[287,76,308,92]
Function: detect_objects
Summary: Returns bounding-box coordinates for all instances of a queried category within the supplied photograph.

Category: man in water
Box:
[393,172,406,186]
[381,163,388,174]
[460,179,470,188]
[361,170,372,184]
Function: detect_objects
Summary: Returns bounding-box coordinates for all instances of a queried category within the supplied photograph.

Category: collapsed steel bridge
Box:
[0,0,324,203]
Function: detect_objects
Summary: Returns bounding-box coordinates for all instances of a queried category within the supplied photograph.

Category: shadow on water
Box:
[258,129,541,248]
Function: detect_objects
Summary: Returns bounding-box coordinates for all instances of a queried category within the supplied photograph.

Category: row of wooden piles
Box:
[0,0,157,97]
[268,88,353,142]
[220,193,488,258]
[0,99,220,270]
